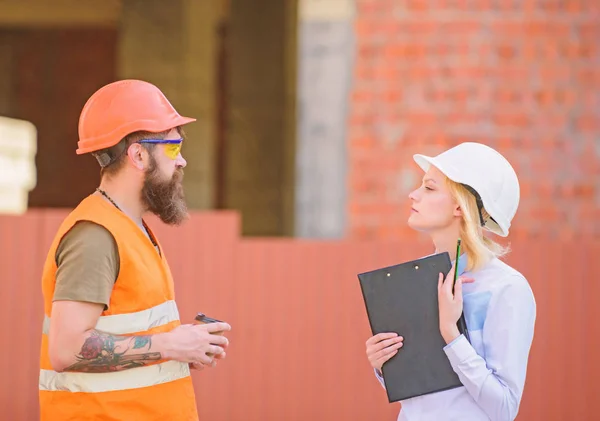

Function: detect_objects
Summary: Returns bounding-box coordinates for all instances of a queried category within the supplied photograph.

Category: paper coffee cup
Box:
[194,313,226,358]
[194,312,225,335]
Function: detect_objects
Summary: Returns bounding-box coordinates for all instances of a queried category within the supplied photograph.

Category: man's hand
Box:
[189,348,228,370]
[157,322,231,366]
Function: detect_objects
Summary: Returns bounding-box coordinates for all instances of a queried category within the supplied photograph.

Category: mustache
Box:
[174,168,184,180]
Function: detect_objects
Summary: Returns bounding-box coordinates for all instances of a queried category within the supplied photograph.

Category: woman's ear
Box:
[453,204,463,217]
[126,143,147,171]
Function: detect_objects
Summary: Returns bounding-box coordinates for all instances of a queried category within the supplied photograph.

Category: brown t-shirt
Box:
[53,221,120,310]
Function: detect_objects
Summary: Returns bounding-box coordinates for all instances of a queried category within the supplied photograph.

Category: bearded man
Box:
[38,80,231,421]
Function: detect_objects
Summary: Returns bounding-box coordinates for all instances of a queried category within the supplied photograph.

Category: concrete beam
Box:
[0,0,121,27]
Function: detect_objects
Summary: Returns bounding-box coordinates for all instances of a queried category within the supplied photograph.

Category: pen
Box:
[452,238,461,294]
[453,237,470,341]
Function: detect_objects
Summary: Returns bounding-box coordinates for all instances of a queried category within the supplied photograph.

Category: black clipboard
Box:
[358,252,470,403]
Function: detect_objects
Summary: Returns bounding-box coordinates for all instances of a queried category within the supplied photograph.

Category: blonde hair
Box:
[446,179,510,272]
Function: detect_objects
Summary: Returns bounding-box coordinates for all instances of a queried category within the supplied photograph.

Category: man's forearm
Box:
[61,330,164,373]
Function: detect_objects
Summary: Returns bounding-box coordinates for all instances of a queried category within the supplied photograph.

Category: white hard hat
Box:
[413,142,520,237]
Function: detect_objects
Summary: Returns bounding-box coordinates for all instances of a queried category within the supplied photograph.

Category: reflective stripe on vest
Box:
[39,360,190,393]
[42,299,180,335]
[40,299,187,392]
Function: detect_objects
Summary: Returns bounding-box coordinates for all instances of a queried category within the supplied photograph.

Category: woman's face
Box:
[408,166,460,233]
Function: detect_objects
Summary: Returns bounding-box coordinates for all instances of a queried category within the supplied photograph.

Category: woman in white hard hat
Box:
[365,142,536,421]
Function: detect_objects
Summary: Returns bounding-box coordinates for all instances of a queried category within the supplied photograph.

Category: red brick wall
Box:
[348,0,600,241]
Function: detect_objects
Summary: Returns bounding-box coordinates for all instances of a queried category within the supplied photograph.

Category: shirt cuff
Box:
[443,334,477,366]
[374,368,385,385]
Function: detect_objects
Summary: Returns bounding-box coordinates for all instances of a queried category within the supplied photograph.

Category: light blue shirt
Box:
[375,255,537,421]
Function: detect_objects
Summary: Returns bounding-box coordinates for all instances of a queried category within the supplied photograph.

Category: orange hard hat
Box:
[76,79,196,155]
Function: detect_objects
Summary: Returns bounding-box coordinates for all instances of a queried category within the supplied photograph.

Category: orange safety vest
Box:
[38,194,198,421]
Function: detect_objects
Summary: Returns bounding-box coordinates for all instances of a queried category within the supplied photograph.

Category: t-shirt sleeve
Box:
[53,221,120,310]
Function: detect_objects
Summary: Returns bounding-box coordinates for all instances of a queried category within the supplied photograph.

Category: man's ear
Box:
[126,143,147,171]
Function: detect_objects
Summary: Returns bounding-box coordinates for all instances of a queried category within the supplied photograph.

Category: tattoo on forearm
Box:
[64,331,162,373]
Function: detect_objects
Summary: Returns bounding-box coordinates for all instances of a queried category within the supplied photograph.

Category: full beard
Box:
[141,156,188,225]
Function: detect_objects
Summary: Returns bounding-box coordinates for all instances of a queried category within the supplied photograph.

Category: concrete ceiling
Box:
[0,0,122,27]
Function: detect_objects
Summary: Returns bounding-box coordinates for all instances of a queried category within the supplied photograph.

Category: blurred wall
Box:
[2,1,599,239]
[346,0,600,240]
[1,210,598,420]
[0,0,120,208]
[0,0,299,237]
[0,27,117,208]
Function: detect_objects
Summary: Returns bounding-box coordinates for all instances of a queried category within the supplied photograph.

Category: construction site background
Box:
[1,1,598,420]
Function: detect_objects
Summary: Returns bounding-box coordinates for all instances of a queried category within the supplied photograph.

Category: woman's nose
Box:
[408,188,419,201]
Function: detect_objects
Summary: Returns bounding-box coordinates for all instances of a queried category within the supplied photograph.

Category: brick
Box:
[466,0,493,10]
[354,64,373,79]
[445,113,484,126]
[579,22,600,40]
[356,2,380,16]
[350,136,376,150]
[493,113,531,129]
[494,88,522,104]
[441,20,482,35]
[533,90,555,107]
[406,66,436,80]
[575,115,600,133]
[496,44,517,60]
[537,115,570,131]
[540,66,571,83]
[405,111,439,126]
[562,42,595,59]
[372,65,399,81]
[399,21,439,35]
[406,0,429,11]
[355,20,376,38]
[573,182,595,199]
[352,90,375,102]
[582,91,600,108]
[383,90,402,103]
[491,21,571,38]
[522,0,537,13]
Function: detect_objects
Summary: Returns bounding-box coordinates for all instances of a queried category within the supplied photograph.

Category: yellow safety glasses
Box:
[138,138,183,160]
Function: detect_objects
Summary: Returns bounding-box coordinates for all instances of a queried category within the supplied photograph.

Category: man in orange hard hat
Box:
[38,79,231,421]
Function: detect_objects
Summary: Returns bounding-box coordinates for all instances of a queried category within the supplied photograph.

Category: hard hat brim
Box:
[76,116,196,155]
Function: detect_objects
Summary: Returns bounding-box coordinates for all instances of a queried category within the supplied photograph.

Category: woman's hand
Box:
[366,333,404,371]
[438,265,474,344]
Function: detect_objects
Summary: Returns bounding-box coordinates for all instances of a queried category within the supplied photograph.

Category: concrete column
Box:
[295,0,355,238]
[118,0,222,210]
[0,32,14,116]
[226,0,297,236]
